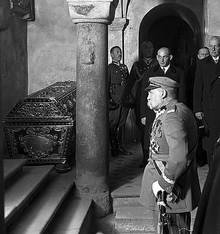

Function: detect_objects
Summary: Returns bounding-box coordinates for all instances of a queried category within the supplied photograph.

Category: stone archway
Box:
[139,3,203,63]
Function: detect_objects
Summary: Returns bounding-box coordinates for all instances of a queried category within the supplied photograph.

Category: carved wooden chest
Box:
[3,81,76,165]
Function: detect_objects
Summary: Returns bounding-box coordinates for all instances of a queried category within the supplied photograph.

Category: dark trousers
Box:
[135,114,149,162]
[153,210,191,234]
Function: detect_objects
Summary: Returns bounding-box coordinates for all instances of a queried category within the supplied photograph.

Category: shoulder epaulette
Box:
[167,109,175,113]
[167,104,177,114]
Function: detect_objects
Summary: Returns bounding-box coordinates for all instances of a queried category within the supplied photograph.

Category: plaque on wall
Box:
[3,80,76,165]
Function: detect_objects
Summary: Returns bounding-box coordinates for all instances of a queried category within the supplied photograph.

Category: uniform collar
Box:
[112,61,121,66]
[143,57,153,65]
[164,99,178,110]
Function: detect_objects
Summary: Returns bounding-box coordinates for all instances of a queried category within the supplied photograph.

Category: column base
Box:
[75,189,112,218]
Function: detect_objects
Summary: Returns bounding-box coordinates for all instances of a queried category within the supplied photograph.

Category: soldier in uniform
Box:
[140,47,187,171]
[108,46,131,157]
[120,40,158,167]
[139,76,201,233]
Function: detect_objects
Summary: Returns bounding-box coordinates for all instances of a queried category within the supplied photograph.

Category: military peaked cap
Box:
[145,76,179,91]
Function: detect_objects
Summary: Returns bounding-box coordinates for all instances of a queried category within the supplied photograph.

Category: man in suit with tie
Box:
[140,47,186,163]
[193,36,220,166]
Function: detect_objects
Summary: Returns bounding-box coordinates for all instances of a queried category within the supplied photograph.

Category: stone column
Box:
[67,0,115,217]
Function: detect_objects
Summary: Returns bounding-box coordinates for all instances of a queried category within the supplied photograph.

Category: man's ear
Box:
[162,89,167,99]
[169,55,173,61]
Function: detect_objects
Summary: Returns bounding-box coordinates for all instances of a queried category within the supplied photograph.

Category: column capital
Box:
[67,0,116,24]
[108,17,128,31]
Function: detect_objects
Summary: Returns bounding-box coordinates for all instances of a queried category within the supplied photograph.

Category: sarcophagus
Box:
[3,81,76,165]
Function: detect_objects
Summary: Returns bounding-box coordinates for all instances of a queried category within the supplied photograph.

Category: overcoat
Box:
[192,138,220,234]
[140,64,187,150]
[193,56,220,157]
[139,100,201,213]
[120,59,157,132]
[108,62,129,128]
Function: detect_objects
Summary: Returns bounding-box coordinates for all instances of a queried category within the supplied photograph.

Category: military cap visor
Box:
[145,76,179,91]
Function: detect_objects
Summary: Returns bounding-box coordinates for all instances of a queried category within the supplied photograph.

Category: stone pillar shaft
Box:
[75,22,110,217]
[67,0,115,218]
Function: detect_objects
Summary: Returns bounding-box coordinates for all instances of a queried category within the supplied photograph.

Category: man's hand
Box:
[141,117,146,125]
[195,112,204,120]
[152,181,164,197]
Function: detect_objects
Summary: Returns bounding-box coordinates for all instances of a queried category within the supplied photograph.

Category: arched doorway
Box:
[139,3,203,69]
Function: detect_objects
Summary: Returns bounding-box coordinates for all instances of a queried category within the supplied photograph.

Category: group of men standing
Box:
[108,35,220,233]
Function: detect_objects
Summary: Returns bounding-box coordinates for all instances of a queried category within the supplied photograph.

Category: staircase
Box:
[4,159,93,234]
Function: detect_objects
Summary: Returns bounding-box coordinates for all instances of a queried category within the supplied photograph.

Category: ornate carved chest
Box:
[3,81,76,165]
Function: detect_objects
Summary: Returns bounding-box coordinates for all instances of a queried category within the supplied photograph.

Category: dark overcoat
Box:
[192,138,220,234]
[140,64,187,150]
[120,59,157,133]
[193,56,220,157]
[139,100,201,213]
[108,62,129,128]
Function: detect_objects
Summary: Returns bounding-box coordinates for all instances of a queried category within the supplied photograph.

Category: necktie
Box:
[215,59,218,64]
[162,67,166,73]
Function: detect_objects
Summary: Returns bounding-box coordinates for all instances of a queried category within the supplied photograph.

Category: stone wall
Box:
[204,0,220,44]
[28,0,77,94]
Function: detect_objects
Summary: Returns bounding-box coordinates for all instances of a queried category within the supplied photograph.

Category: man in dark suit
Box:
[140,47,187,164]
[193,136,220,234]
[193,36,220,166]
[120,40,158,167]
[185,47,209,167]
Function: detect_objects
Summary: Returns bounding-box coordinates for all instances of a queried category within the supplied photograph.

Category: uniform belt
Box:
[111,82,123,87]
[153,159,192,178]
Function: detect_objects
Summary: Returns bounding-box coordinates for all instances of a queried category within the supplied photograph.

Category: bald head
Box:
[156,47,173,67]
[157,47,171,56]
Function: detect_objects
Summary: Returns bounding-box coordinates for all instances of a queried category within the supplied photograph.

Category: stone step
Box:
[46,197,92,234]
[115,205,197,233]
[116,206,153,220]
[113,197,142,212]
[115,218,154,233]
[5,165,54,227]
[4,159,28,187]
[115,206,154,233]
[6,169,75,234]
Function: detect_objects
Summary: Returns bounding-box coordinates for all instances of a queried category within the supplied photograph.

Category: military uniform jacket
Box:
[108,62,129,104]
[108,62,130,127]
[139,100,201,213]
[121,59,158,100]
[120,59,157,130]
[193,56,220,154]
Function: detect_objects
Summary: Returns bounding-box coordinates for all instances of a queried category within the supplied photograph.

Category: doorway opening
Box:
[148,15,195,69]
[139,3,203,69]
